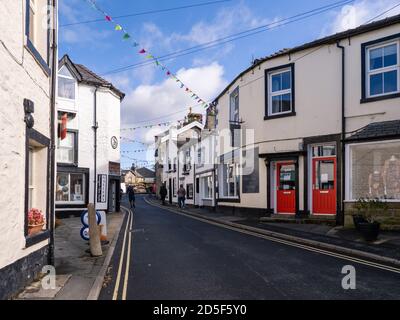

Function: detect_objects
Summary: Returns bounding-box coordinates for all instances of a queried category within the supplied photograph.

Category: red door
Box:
[276,163,296,214]
[312,158,336,215]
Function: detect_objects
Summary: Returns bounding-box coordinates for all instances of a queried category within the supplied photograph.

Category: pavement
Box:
[16,210,125,300]
[99,195,400,300]
[146,196,400,266]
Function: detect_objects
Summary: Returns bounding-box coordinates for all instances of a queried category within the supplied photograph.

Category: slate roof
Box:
[347,120,400,141]
[59,55,125,100]
[214,13,400,102]
[136,167,155,178]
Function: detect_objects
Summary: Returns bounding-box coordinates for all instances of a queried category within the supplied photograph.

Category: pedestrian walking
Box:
[127,185,135,209]
[177,185,186,209]
[160,183,168,206]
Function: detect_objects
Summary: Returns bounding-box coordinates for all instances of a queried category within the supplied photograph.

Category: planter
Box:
[352,215,368,230]
[358,221,380,242]
[28,223,45,236]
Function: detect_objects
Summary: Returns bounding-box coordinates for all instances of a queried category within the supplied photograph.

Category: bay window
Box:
[56,173,86,204]
[347,140,400,201]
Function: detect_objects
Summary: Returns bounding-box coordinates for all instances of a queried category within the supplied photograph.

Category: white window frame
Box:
[268,67,292,116]
[28,147,35,210]
[345,139,400,203]
[57,131,76,164]
[56,173,86,205]
[58,66,77,101]
[219,162,240,199]
[366,40,400,98]
[229,88,239,123]
[202,175,213,200]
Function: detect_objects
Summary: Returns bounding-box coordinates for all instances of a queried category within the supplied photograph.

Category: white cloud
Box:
[120,62,227,144]
[325,0,400,34]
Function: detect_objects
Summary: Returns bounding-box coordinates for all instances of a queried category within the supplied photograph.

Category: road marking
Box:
[112,208,131,300]
[122,207,134,300]
[146,199,400,275]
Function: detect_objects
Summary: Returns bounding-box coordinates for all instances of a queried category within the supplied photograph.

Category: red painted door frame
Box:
[276,162,296,215]
[312,157,337,215]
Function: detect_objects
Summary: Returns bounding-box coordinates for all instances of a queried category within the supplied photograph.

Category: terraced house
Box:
[212,14,400,229]
[0,0,58,299]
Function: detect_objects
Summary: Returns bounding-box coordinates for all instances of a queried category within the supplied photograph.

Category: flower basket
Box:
[28,223,45,236]
[27,208,45,236]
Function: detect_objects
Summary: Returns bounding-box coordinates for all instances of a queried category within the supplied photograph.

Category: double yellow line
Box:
[112,207,134,300]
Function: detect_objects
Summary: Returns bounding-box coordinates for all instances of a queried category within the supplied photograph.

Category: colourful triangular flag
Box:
[115,24,122,31]
[123,33,131,40]
[139,49,146,54]
[105,15,112,22]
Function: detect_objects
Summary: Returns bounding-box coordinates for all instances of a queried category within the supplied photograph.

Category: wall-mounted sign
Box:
[111,136,118,149]
[109,161,121,176]
[97,174,107,203]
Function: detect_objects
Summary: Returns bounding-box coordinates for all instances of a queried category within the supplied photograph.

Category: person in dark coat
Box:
[159,183,168,206]
[127,185,135,209]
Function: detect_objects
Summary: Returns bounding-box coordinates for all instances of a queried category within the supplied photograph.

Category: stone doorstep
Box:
[16,274,72,300]
[260,215,337,226]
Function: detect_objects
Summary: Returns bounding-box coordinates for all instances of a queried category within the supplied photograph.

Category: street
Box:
[99,195,400,300]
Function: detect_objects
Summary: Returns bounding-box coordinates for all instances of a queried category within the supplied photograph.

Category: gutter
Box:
[48,0,58,266]
[337,41,346,227]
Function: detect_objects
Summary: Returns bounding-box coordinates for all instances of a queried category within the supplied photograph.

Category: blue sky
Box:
[58,0,400,169]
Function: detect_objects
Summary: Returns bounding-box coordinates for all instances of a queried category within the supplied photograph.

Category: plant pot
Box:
[357,221,380,242]
[352,215,368,230]
[28,223,45,236]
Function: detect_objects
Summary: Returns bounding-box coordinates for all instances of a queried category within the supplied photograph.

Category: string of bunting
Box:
[120,137,153,145]
[86,0,211,109]
[121,154,155,163]
[120,119,185,131]
[121,149,154,154]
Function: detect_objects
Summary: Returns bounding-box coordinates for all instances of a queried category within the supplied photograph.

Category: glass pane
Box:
[370,47,383,70]
[59,66,73,77]
[384,70,398,93]
[271,95,281,114]
[279,165,296,190]
[370,73,383,96]
[281,93,291,112]
[384,44,397,67]
[58,77,75,99]
[351,142,400,200]
[271,74,281,92]
[56,173,70,201]
[70,174,84,202]
[281,71,291,90]
[315,160,335,190]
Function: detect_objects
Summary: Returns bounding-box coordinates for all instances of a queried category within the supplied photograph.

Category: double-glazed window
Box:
[56,173,85,204]
[57,131,77,164]
[58,66,76,100]
[367,41,399,98]
[267,66,293,116]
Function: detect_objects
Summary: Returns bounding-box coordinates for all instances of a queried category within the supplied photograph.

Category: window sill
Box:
[360,93,400,104]
[264,111,296,121]
[25,40,51,77]
[25,230,50,248]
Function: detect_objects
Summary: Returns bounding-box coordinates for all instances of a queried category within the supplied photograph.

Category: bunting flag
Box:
[86,0,211,110]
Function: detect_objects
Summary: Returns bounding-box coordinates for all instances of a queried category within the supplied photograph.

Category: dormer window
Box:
[58,66,76,100]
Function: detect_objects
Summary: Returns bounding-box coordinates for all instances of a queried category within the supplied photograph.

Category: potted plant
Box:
[354,198,387,242]
[28,208,45,236]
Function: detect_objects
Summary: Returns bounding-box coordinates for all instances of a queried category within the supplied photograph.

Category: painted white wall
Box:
[0,0,55,269]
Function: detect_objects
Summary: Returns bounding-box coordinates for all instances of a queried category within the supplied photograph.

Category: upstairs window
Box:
[58,66,76,100]
[57,131,77,164]
[367,41,399,98]
[229,87,239,123]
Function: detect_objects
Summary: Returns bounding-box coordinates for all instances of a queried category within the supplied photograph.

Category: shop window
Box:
[220,162,240,198]
[348,140,400,201]
[203,176,213,199]
[367,42,399,98]
[56,173,86,204]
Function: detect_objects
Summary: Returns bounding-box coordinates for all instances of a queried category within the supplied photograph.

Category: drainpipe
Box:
[337,41,346,226]
[93,87,99,208]
[48,0,58,266]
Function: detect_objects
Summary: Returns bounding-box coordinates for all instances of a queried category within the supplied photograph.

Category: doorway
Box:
[276,162,296,214]
[312,157,336,215]
[168,178,172,204]
[108,180,116,213]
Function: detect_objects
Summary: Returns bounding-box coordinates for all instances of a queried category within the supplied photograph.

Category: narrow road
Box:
[99,195,400,300]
